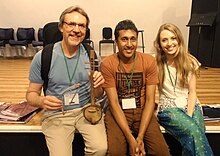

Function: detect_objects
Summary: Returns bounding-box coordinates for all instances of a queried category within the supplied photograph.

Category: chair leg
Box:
[113,44,116,53]
[138,30,145,53]
[99,43,101,56]
[141,32,144,53]
[0,48,4,57]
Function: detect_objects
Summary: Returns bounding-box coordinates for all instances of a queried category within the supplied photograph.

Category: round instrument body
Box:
[83,104,102,124]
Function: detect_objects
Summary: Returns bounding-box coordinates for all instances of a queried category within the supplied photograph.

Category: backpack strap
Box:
[82,43,93,53]
[41,43,54,95]
[41,43,97,95]
[82,43,99,71]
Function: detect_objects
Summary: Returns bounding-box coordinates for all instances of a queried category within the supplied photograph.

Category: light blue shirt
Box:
[29,41,100,112]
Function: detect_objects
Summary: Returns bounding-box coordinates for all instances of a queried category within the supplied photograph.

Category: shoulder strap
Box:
[41,43,98,95]
[82,43,93,53]
[41,43,54,95]
[82,43,98,71]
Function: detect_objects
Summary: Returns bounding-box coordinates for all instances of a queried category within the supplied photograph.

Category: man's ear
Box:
[59,25,63,33]
[114,40,118,47]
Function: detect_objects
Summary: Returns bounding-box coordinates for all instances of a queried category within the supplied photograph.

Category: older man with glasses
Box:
[26,6,107,156]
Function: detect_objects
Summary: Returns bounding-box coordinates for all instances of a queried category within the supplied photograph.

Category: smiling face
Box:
[159,29,179,59]
[60,11,87,48]
[116,29,138,62]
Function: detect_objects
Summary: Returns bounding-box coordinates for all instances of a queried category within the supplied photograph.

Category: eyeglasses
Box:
[63,21,86,31]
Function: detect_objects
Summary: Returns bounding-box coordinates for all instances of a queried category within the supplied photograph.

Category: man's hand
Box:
[41,96,62,111]
[128,137,139,156]
[135,137,146,156]
[91,71,105,88]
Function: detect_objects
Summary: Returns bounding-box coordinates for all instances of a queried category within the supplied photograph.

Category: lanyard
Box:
[61,44,80,85]
[165,63,177,93]
[119,53,136,90]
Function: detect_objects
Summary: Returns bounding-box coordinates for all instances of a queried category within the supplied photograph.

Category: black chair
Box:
[9,27,35,47]
[0,28,14,57]
[82,28,94,48]
[0,28,14,47]
[99,27,116,56]
[8,27,35,57]
[32,28,43,47]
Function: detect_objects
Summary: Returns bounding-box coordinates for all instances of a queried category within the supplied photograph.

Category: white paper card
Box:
[122,98,136,109]
[174,97,187,108]
[64,93,79,106]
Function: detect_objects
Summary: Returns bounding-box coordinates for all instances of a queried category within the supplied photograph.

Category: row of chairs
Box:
[1,24,144,57]
[0,27,44,57]
[0,27,43,49]
[0,26,115,56]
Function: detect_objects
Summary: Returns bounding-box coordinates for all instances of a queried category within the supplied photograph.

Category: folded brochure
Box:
[0,101,40,123]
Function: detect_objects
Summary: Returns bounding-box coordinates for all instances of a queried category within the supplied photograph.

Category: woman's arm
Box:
[187,74,197,117]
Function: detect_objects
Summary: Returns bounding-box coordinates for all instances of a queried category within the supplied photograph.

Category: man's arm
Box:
[105,87,137,147]
[26,81,62,110]
[136,84,156,155]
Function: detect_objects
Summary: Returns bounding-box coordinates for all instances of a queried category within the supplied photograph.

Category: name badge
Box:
[122,98,136,109]
[64,92,79,106]
[174,97,187,108]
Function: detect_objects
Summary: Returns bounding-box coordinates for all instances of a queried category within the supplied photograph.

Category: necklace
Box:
[165,63,177,93]
[118,53,136,90]
[61,43,80,85]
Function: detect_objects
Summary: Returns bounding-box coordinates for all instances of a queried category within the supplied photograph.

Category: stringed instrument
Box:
[83,50,102,125]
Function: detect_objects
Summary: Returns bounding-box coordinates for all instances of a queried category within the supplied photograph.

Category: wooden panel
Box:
[0,59,31,103]
[0,58,219,131]
[0,59,220,104]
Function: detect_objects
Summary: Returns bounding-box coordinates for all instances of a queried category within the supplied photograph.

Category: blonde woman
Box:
[154,23,213,156]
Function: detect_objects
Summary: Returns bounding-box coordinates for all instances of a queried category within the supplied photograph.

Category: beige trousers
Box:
[42,107,107,156]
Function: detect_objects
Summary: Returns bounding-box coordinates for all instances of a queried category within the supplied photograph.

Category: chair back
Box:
[43,22,62,46]
[32,28,44,47]
[102,27,112,40]
[0,28,14,44]
[82,28,94,48]
[17,28,35,43]
[38,28,43,41]
[85,28,90,40]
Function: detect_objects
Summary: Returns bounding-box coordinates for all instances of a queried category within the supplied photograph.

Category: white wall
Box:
[0,0,192,55]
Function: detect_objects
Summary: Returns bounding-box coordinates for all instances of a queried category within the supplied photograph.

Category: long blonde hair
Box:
[154,23,200,90]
